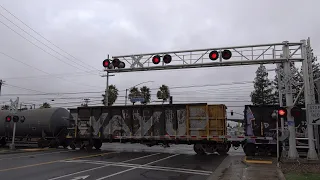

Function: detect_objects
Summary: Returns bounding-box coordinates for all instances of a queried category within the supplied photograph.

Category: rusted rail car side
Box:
[66,103,230,154]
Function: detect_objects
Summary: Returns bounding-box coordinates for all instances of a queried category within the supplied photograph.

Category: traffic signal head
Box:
[278,107,287,118]
[290,106,302,118]
[103,59,111,68]
[209,50,219,60]
[103,58,125,69]
[13,116,19,122]
[152,55,161,64]
[163,54,172,64]
[112,58,121,68]
[5,115,11,122]
[221,50,232,60]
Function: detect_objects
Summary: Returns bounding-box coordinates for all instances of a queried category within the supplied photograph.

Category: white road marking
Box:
[62,152,162,164]
[96,154,179,180]
[0,150,73,161]
[70,175,90,180]
[64,160,212,175]
[48,153,162,180]
[48,165,108,180]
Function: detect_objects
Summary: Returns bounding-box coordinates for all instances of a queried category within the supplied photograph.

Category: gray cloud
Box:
[0,0,319,118]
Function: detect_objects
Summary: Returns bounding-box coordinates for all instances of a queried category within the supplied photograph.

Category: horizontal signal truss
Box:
[106,41,304,73]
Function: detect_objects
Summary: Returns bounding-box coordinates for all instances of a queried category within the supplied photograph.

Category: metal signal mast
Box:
[104,41,303,73]
[102,39,319,160]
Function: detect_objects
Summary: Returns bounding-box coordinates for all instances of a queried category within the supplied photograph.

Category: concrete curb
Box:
[0,150,26,155]
[277,168,286,180]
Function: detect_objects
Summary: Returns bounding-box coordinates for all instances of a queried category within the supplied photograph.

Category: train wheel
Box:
[217,145,228,155]
[60,141,68,149]
[37,138,46,148]
[49,140,59,148]
[93,140,102,150]
[193,143,206,155]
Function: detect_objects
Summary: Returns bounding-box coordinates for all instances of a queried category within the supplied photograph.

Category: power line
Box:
[0,52,104,89]
[0,4,99,71]
[0,18,88,71]
[0,81,254,97]
[2,70,100,80]
[3,83,47,94]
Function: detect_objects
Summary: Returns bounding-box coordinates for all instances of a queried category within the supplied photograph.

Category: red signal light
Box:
[278,107,287,118]
[163,54,172,64]
[222,50,232,60]
[279,109,286,116]
[103,59,110,68]
[291,107,302,118]
[152,55,161,64]
[5,115,11,122]
[209,51,219,60]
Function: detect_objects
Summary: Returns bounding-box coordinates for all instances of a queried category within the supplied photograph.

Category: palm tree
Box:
[102,85,119,106]
[128,87,141,105]
[40,102,51,108]
[157,84,170,104]
[140,86,151,105]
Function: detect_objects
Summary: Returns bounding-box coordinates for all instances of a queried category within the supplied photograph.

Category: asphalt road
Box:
[0,143,244,180]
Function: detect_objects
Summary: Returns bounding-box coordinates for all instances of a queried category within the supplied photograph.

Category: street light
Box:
[125,81,154,106]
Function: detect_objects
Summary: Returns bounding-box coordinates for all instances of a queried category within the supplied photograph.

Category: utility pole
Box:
[0,79,4,96]
[9,97,19,150]
[301,38,318,160]
[125,89,128,106]
[282,41,299,159]
[102,72,115,106]
[101,55,115,106]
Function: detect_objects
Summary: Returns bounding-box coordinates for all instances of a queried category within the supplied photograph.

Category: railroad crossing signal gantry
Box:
[103,41,304,73]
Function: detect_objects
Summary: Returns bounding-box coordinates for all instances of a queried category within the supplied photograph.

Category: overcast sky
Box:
[0,0,319,120]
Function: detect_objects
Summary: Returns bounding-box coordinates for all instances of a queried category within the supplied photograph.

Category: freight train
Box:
[1,103,277,155]
[243,105,320,157]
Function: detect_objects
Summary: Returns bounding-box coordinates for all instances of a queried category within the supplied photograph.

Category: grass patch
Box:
[285,173,320,180]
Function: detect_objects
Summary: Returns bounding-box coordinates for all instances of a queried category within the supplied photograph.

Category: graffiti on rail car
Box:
[70,105,189,138]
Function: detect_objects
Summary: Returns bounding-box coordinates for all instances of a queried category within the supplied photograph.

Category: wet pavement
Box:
[0,143,245,180]
[208,155,281,180]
